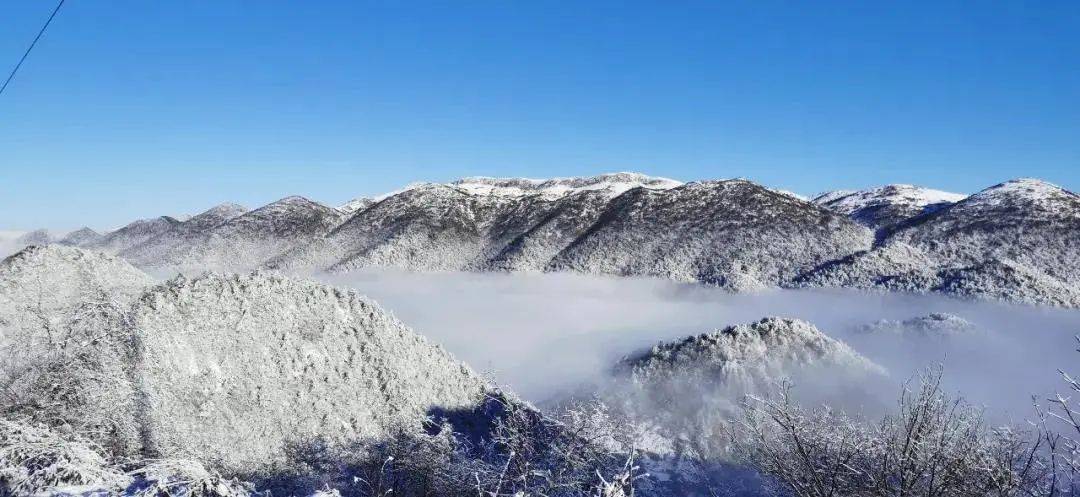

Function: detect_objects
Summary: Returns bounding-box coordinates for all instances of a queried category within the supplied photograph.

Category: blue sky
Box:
[1,1,1077,230]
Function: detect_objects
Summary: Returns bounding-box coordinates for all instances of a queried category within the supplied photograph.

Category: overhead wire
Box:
[0,0,67,98]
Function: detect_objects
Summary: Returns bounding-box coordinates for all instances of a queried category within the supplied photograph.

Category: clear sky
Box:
[1,1,1077,230]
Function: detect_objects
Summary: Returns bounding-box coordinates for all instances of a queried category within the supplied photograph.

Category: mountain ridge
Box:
[17,173,1080,307]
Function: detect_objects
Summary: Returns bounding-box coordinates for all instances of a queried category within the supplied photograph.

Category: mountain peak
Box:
[448,172,682,199]
[976,178,1072,198]
[270,195,318,205]
[620,317,884,386]
[813,184,967,230]
[957,178,1078,213]
[192,203,248,220]
[202,202,247,214]
[250,196,336,216]
[58,227,102,246]
[817,184,967,209]
[14,228,52,246]
[338,197,375,214]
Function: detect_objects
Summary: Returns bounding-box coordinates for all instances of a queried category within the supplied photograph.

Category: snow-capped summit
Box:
[181,202,248,231]
[226,196,342,231]
[802,178,1080,307]
[57,227,102,247]
[814,184,967,230]
[88,216,183,254]
[812,189,857,205]
[958,178,1078,214]
[338,197,375,214]
[447,172,683,199]
[359,172,682,203]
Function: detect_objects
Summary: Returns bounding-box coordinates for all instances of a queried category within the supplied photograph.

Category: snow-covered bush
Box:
[0,296,141,456]
[1034,336,1080,493]
[732,371,1054,497]
[0,417,129,497]
[247,395,649,497]
[124,459,253,497]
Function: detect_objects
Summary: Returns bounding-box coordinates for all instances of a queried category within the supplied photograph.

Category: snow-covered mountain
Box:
[129,271,492,473]
[338,196,375,214]
[87,216,184,254]
[813,184,967,231]
[547,180,872,290]
[447,172,682,199]
[798,179,1080,307]
[0,248,498,475]
[123,197,343,270]
[14,228,52,247]
[269,174,685,273]
[609,317,884,458]
[620,317,883,388]
[0,245,153,313]
[11,173,1080,307]
[268,177,871,290]
[116,202,248,267]
[57,227,103,246]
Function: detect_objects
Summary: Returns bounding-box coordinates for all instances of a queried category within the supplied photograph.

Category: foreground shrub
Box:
[125,459,253,497]
[731,370,1056,497]
[0,417,129,497]
[254,395,651,497]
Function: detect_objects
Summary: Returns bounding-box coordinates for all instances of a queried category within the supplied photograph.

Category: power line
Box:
[0,0,66,98]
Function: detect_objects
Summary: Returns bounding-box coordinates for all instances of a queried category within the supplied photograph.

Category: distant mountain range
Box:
[11,173,1080,307]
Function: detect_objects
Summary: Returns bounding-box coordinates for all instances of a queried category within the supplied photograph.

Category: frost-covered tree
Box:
[732,371,1054,497]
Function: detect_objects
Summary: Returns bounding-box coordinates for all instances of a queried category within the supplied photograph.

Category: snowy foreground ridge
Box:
[14,174,1080,307]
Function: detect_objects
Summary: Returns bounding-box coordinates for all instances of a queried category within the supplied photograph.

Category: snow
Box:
[365,172,682,202]
[58,227,103,247]
[961,178,1078,211]
[337,197,374,214]
[816,184,967,214]
[797,177,1080,307]
[768,188,809,201]
[622,317,884,387]
[812,189,857,204]
[448,172,683,199]
[6,173,1078,309]
[0,251,497,476]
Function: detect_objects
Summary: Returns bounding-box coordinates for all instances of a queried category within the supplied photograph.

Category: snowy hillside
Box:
[608,317,884,458]
[0,245,153,312]
[11,173,1080,307]
[86,216,184,254]
[123,197,343,271]
[813,184,967,230]
[130,271,493,473]
[547,180,872,290]
[270,174,684,273]
[58,227,103,246]
[0,248,497,475]
[620,317,883,388]
[338,196,375,214]
[797,179,1080,306]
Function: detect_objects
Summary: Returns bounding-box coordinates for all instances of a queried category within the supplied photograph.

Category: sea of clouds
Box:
[318,269,1080,422]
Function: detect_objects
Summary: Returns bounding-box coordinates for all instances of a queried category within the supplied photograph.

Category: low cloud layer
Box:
[317,269,1080,420]
[0,232,26,259]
